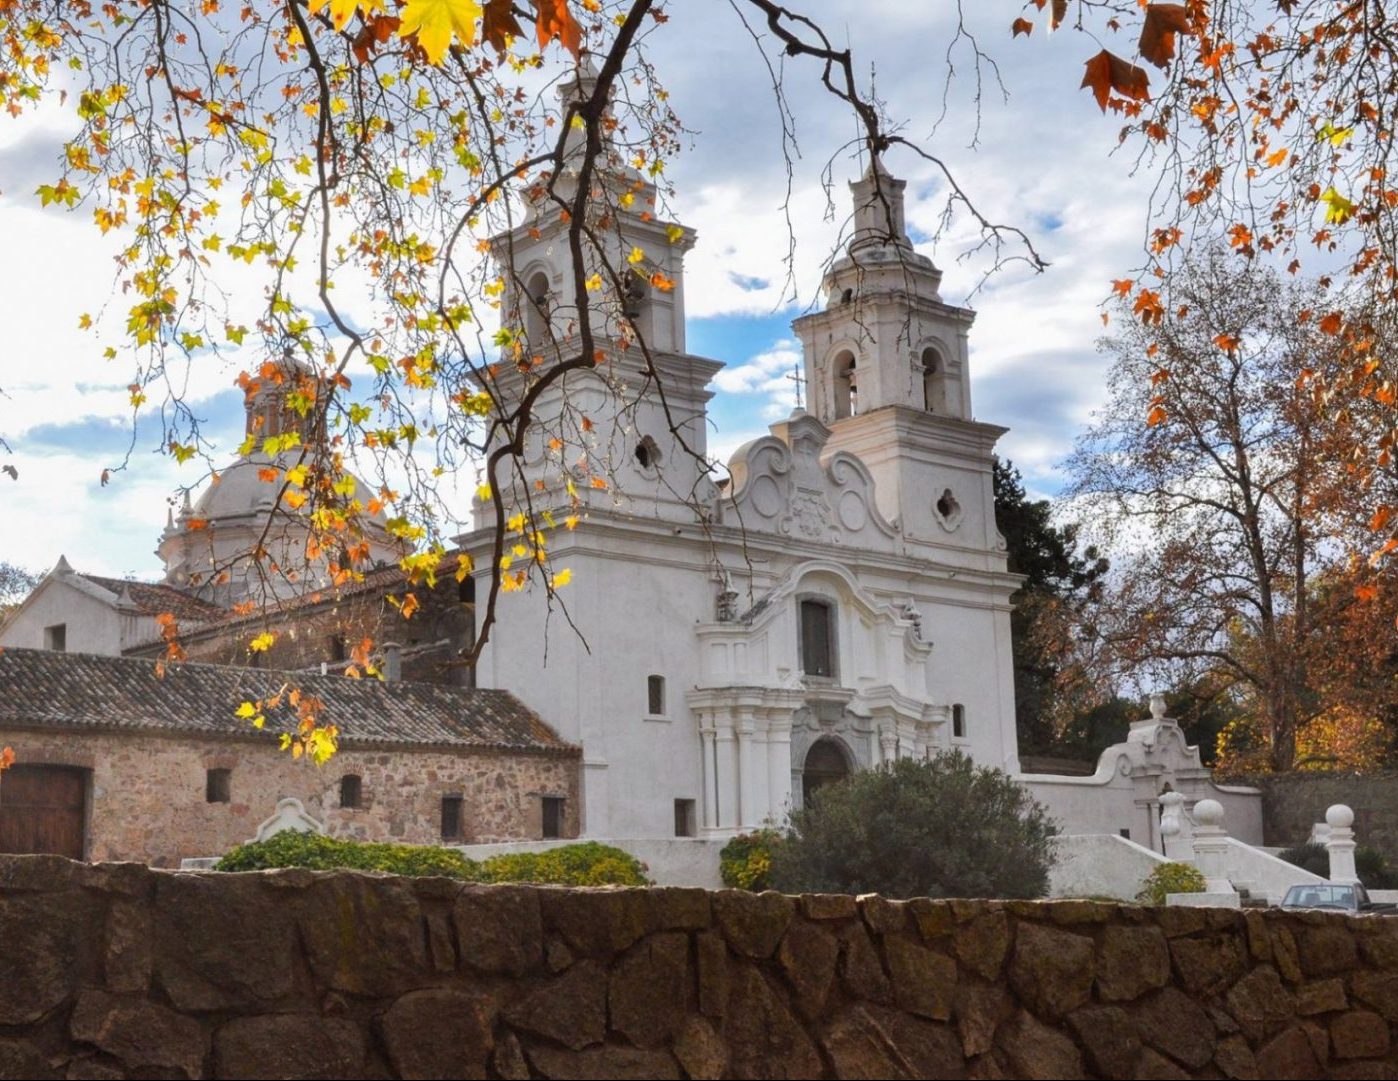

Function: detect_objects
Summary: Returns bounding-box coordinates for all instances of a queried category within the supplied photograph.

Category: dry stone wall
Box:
[3,855,1398,1079]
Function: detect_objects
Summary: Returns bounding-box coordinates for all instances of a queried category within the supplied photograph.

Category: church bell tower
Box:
[791,158,1005,555]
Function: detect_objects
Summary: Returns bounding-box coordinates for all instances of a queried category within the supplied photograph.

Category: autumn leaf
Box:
[308,0,377,32]
[1146,404,1169,427]
[1111,279,1134,297]
[1138,4,1192,69]
[1081,50,1149,112]
[1370,506,1393,533]
[398,0,483,64]
[248,631,276,652]
[482,0,522,52]
[1318,311,1344,336]
[1011,17,1033,37]
[552,567,573,588]
[1214,333,1240,353]
[0,746,13,772]
[535,0,582,58]
[352,14,402,63]
[1320,186,1355,225]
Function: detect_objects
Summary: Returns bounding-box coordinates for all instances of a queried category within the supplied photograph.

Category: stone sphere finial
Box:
[1326,804,1355,830]
[1193,799,1225,827]
[1149,692,1167,720]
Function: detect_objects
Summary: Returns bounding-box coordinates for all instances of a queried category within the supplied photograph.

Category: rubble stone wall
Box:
[2,855,1398,1079]
[0,731,578,867]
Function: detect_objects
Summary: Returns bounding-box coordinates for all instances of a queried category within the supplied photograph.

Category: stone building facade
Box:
[0,648,579,866]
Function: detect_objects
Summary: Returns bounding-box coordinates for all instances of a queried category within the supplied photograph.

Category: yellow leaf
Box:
[398,0,483,64]
[235,701,257,719]
[476,482,493,501]
[552,567,573,588]
[248,631,276,652]
[627,246,645,264]
[309,0,369,31]
[666,224,685,244]
[1320,186,1355,225]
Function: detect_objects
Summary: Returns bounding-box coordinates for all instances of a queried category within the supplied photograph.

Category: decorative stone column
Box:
[1159,791,1193,861]
[699,725,718,830]
[1325,804,1360,885]
[1190,799,1233,894]
[766,714,794,824]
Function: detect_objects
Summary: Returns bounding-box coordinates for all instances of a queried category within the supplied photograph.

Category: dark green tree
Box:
[993,460,1107,757]
[768,753,1058,899]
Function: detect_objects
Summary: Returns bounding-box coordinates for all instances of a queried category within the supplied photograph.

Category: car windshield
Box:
[1285,884,1356,907]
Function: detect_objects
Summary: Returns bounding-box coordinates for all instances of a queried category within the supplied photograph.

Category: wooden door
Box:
[0,765,87,859]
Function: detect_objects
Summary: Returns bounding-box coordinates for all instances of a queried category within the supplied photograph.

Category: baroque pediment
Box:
[721,410,897,549]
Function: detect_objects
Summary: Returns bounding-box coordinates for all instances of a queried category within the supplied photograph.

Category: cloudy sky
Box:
[0,3,1157,580]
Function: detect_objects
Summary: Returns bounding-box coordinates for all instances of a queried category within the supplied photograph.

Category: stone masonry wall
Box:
[0,730,578,866]
[3,856,1398,1079]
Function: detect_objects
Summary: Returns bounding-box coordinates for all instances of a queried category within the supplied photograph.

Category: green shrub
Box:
[477,842,650,886]
[767,752,1058,899]
[720,829,783,891]
[1136,861,1207,905]
[216,830,483,879]
[1279,840,1398,889]
[216,833,649,886]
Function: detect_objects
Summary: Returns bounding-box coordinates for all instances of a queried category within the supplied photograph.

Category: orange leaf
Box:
[351,14,401,64]
[1319,311,1344,335]
[1355,582,1380,603]
[1011,17,1033,37]
[1214,333,1240,353]
[1370,506,1393,532]
[1146,404,1169,427]
[535,0,581,58]
[590,476,608,489]
[400,592,419,620]
[1050,0,1067,30]
[186,517,209,531]
[1081,50,1150,112]
[1138,3,1192,69]
[1111,279,1134,297]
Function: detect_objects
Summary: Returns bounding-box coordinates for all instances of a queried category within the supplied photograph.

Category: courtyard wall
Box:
[3,855,1398,1079]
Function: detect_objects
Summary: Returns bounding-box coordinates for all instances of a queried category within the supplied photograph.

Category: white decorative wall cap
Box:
[250,797,325,844]
[1192,798,1226,828]
[1326,803,1355,830]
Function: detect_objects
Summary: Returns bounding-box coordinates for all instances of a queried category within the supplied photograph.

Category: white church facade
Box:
[460,151,1023,841]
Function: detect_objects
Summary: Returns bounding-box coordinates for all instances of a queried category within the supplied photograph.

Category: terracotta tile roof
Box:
[0,648,576,756]
[78,574,228,624]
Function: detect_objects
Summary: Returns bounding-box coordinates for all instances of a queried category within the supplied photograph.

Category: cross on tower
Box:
[787,363,806,410]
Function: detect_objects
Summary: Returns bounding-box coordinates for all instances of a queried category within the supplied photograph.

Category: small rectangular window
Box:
[1119,828,1131,840]
[674,799,696,838]
[340,774,362,809]
[952,704,966,740]
[647,674,666,716]
[542,796,565,839]
[206,768,231,804]
[328,634,347,662]
[44,623,66,652]
[441,795,464,840]
[799,599,834,678]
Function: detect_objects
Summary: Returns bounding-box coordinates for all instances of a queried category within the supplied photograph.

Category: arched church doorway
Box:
[802,738,852,805]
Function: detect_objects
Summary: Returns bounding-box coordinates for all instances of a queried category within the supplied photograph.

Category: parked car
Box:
[1280,883,1397,914]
